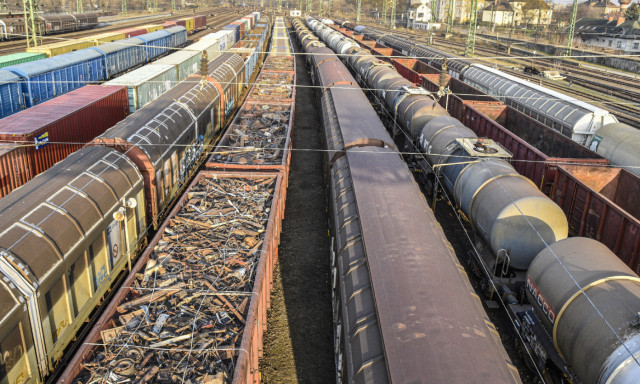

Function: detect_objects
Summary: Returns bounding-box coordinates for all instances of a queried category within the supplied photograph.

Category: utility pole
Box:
[319,0,322,16]
[147,0,152,12]
[77,0,83,13]
[389,0,396,28]
[431,0,437,24]
[565,0,578,56]
[299,0,302,12]
[307,0,312,14]
[122,0,127,15]
[382,0,388,24]
[172,0,176,10]
[357,0,361,23]
[23,0,39,48]
[446,0,455,35]
[464,0,478,55]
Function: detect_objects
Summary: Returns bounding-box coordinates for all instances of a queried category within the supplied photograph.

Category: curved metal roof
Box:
[5,49,102,77]
[89,37,145,55]
[0,146,141,285]
[463,64,617,133]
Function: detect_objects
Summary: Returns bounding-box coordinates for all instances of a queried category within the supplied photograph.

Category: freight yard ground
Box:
[259,30,334,382]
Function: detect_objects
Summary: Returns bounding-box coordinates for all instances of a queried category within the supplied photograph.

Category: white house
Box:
[407,0,434,29]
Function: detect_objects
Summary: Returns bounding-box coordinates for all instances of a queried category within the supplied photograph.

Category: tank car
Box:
[306,18,640,384]
[590,122,640,177]
[296,17,523,384]
[527,238,640,384]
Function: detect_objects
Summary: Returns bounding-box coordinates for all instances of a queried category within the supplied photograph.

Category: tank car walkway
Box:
[259,27,334,382]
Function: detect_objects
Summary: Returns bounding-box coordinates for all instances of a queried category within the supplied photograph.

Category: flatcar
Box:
[308,17,640,384]
[294,18,523,383]
[0,35,252,382]
[0,13,98,40]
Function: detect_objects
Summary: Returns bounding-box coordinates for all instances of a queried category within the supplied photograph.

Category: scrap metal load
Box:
[207,16,296,175]
[64,172,285,383]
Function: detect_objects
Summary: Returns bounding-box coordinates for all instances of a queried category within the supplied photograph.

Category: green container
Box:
[152,50,202,82]
[0,52,46,68]
[104,64,178,113]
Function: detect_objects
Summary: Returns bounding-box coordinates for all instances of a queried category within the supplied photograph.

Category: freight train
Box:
[0,26,188,119]
[0,15,273,200]
[0,44,252,383]
[304,16,640,384]
[0,13,98,40]
[339,23,640,177]
[293,17,523,384]
[58,17,294,383]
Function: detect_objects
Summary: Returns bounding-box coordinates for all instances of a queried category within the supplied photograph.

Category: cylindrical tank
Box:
[420,118,568,269]
[367,64,398,93]
[527,237,640,384]
[376,76,405,103]
[419,116,476,187]
[353,56,378,80]
[593,123,640,177]
[457,159,567,269]
[347,48,368,69]
[398,97,449,138]
[382,77,413,108]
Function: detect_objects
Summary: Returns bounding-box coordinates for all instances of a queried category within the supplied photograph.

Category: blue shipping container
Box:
[90,37,146,79]
[223,24,241,44]
[164,26,187,48]
[138,30,172,60]
[0,70,22,118]
[6,49,103,108]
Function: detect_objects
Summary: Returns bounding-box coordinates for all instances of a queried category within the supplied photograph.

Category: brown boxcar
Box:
[231,21,245,39]
[60,170,286,384]
[0,144,32,197]
[193,14,207,30]
[117,27,147,38]
[0,85,129,192]
[551,165,640,274]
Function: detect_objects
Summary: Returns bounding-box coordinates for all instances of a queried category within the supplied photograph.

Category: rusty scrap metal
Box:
[74,176,276,384]
[248,72,295,101]
[212,103,291,166]
[261,56,295,72]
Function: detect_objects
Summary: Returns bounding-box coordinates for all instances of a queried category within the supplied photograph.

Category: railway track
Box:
[0,8,238,54]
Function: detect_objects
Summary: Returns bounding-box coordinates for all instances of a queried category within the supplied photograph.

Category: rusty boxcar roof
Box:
[0,146,141,284]
[324,85,396,150]
[337,146,520,383]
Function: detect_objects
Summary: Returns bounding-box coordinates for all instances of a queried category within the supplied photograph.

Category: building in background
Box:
[407,0,434,28]
[480,0,552,26]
